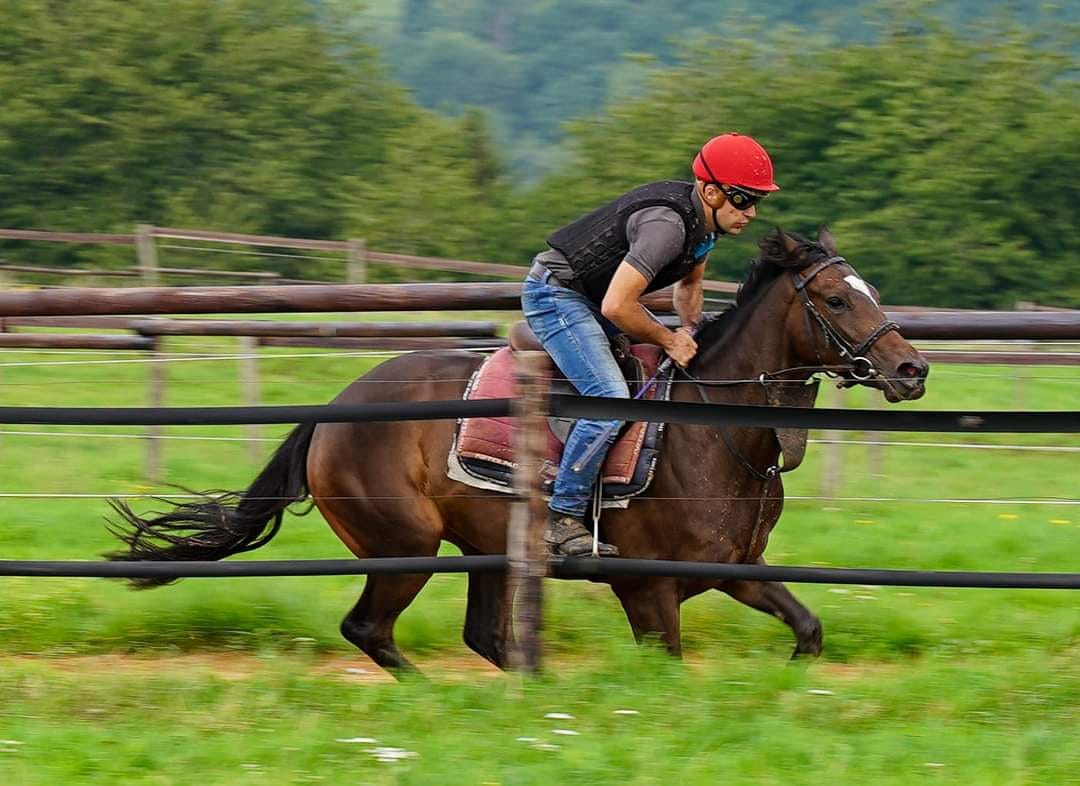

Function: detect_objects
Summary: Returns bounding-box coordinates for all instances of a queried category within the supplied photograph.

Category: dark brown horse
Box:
[108,228,928,672]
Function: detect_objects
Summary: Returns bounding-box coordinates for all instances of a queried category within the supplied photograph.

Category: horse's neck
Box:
[694,293,802,406]
[674,286,809,475]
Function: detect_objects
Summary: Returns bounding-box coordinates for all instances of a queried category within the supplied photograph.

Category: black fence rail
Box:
[0,396,1077,432]
[0,393,1076,590]
[2,556,1079,589]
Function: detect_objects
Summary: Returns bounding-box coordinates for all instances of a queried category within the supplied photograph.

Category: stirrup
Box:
[544,515,619,558]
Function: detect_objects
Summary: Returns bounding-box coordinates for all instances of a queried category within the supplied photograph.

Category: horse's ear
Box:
[774,227,803,268]
[817,225,838,256]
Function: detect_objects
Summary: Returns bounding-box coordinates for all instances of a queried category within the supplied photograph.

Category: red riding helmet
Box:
[692,133,780,192]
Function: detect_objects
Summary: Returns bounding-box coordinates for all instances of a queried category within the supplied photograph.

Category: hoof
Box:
[790,618,823,659]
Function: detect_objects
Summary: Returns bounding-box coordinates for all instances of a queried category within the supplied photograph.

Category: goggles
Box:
[721,184,766,212]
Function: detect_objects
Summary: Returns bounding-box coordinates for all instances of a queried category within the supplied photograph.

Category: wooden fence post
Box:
[238,336,262,463]
[347,239,367,284]
[135,224,160,287]
[864,386,885,479]
[506,350,550,674]
[866,429,886,479]
[146,337,166,485]
[1014,342,1033,410]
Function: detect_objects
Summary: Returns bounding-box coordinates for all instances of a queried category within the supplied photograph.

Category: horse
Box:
[107,227,929,673]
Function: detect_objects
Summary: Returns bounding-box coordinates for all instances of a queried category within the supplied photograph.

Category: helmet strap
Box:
[696,151,731,234]
[697,179,726,235]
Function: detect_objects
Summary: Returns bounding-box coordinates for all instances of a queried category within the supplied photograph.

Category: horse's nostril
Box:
[898,361,926,382]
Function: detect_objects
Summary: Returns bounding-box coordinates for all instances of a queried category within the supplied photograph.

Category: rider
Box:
[521,132,779,557]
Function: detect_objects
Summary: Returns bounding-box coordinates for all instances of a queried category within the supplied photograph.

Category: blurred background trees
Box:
[0,0,1076,306]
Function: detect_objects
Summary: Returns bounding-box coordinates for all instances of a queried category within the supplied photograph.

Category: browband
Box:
[793,255,845,291]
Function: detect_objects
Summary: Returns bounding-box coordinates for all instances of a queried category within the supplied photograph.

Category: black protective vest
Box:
[546,180,704,302]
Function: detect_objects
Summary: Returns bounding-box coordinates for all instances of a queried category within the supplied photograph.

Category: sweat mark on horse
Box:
[107,227,929,675]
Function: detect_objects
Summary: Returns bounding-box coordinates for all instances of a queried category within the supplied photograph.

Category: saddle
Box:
[508,321,649,441]
[509,321,648,398]
[446,322,675,504]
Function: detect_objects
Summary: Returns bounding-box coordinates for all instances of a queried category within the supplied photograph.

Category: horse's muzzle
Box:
[885,358,929,401]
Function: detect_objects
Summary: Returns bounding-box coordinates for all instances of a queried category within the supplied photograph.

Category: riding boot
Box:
[543,512,619,557]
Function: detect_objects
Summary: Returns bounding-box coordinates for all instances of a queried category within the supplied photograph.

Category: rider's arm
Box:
[602,208,698,364]
[601,262,679,349]
[673,263,705,331]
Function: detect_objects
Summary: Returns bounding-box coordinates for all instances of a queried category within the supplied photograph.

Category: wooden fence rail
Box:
[0,333,155,351]
[127,319,499,338]
[132,266,281,281]
[0,224,742,291]
[0,316,140,330]
[0,229,136,245]
[0,282,1077,340]
[0,282,529,315]
[0,263,138,278]
[1,317,500,337]
[921,350,1080,366]
[256,336,501,351]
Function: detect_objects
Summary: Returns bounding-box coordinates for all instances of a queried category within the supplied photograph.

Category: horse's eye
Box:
[826,296,846,310]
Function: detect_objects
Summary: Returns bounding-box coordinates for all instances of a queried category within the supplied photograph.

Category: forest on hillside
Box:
[355,0,1079,178]
[0,0,1076,307]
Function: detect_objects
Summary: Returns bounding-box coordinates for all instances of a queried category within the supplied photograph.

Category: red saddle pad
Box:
[456,345,663,485]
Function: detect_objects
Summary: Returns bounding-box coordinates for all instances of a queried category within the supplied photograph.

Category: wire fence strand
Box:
[0,492,1074,505]
[0,429,1075,452]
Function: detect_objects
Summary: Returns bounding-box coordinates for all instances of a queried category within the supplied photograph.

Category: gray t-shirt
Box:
[535,203,705,296]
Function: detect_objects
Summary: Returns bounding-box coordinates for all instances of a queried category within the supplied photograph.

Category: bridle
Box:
[578,253,902,481]
[680,254,900,389]
[792,254,900,382]
[575,249,906,547]
[676,254,900,490]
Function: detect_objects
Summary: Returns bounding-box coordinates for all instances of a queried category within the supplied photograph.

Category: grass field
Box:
[0,328,1076,784]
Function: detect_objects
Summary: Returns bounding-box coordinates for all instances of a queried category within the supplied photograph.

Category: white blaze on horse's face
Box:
[843,274,877,304]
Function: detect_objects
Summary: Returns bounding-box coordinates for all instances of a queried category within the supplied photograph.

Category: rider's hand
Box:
[664,327,698,367]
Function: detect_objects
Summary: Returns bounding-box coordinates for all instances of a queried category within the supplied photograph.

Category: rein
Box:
[679,254,897,484]
[576,253,897,481]
[682,372,782,482]
[681,254,899,388]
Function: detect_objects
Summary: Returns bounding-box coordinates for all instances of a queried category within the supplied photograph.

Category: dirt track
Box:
[1,652,505,684]
[1,651,898,684]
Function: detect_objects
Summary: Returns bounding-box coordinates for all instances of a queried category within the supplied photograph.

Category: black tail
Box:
[105,422,317,588]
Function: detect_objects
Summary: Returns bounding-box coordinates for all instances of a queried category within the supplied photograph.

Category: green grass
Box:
[2,648,1079,784]
[0,334,1076,783]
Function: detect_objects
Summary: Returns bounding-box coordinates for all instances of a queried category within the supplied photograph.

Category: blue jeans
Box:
[521,274,629,518]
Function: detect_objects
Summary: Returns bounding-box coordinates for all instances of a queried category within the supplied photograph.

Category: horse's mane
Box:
[693,228,829,352]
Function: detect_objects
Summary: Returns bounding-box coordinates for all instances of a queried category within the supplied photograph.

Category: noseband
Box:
[792,255,900,381]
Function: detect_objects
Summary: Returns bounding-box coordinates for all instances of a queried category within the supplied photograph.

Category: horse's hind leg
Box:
[341,571,432,674]
[720,559,823,658]
[315,477,442,675]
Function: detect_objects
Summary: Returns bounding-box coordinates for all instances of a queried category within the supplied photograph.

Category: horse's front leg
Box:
[719,559,823,658]
[612,578,682,656]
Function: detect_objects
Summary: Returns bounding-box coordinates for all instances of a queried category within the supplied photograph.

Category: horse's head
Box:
[762,226,929,402]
